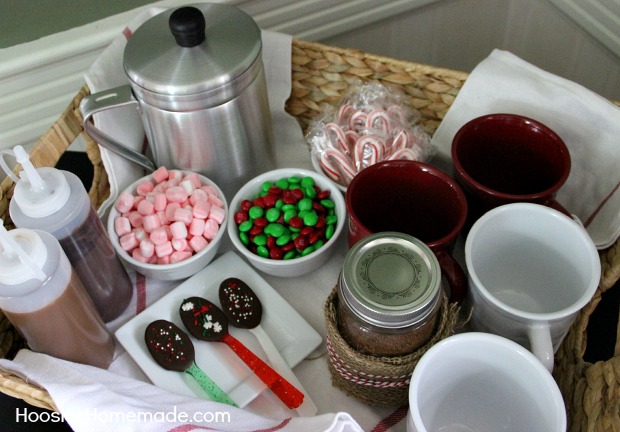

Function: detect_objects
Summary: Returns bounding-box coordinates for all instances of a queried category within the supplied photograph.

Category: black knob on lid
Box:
[169,6,206,47]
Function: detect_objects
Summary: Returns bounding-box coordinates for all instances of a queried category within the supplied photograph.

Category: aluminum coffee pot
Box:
[80,3,274,198]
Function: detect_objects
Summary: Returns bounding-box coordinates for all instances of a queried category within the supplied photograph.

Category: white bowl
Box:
[228,168,345,277]
[107,170,228,281]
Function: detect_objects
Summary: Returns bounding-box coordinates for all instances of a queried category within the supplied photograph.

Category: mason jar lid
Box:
[340,232,441,329]
[123,3,262,96]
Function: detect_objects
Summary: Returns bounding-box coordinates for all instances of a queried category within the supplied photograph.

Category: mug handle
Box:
[435,250,467,303]
[528,323,554,372]
[546,198,572,219]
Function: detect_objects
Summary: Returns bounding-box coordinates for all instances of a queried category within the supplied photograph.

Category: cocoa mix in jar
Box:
[336,232,443,357]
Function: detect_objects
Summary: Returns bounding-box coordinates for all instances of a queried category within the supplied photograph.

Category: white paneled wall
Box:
[0,0,618,153]
[322,0,620,101]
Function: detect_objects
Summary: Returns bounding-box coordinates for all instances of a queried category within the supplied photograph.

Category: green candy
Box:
[275,178,289,189]
[265,207,280,222]
[257,245,269,258]
[238,220,253,232]
[266,223,286,238]
[283,250,298,260]
[248,206,264,219]
[300,176,314,188]
[304,186,317,199]
[288,176,301,184]
[276,234,291,246]
[326,214,338,225]
[239,232,250,246]
[325,224,335,239]
[298,198,313,212]
[320,199,335,209]
[303,210,319,226]
[275,199,284,209]
[283,209,297,223]
[314,239,325,249]
[261,181,272,193]
[253,234,267,246]
[301,245,315,256]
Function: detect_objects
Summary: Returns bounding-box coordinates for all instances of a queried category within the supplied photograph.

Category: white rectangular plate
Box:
[115,251,323,407]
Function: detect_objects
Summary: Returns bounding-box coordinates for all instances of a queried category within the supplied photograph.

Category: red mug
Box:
[345,160,468,303]
[451,114,571,225]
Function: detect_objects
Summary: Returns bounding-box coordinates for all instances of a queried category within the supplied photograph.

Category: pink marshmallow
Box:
[127,211,143,228]
[157,256,171,265]
[151,193,167,212]
[136,180,154,196]
[132,249,150,263]
[119,232,138,251]
[150,227,169,245]
[203,219,219,240]
[165,186,188,203]
[152,166,169,184]
[140,239,155,258]
[170,250,193,263]
[170,221,188,240]
[173,207,193,225]
[116,192,135,213]
[189,189,208,205]
[114,217,131,237]
[208,205,226,225]
[192,199,211,219]
[165,202,181,222]
[207,194,224,208]
[137,199,155,216]
[179,179,196,195]
[189,235,209,253]
[134,227,148,242]
[142,214,161,233]
[172,238,188,251]
[168,170,183,182]
[189,218,206,236]
[155,241,173,258]
[183,172,202,189]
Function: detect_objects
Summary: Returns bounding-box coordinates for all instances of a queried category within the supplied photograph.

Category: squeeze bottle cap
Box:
[0,146,70,218]
[0,221,48,291]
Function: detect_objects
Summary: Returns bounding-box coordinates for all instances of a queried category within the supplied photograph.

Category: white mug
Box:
[407,332,567,432]
[464,202,600,372]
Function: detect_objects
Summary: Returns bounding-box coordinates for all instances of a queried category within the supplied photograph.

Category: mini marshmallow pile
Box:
[112,167,225,265]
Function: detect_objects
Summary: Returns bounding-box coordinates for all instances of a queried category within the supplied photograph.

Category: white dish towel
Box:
[431,49,620,249]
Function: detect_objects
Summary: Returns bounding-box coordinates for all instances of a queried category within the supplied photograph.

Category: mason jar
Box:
[337,232,443,356]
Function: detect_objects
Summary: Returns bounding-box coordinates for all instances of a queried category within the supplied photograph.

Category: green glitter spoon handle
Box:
[185,362,238,407]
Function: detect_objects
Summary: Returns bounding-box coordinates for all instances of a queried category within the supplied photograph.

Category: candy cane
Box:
[387,147,417,161]
[344,130,359,154]
[366,109,391,134]
[390,129,410,152]
[325,122,349,154]
[336,103,355,126]
[354,135,384,170]
[320,148,356,185]
[349,110,367,132]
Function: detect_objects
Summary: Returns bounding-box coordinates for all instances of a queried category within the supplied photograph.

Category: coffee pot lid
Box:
[123,3,262,96]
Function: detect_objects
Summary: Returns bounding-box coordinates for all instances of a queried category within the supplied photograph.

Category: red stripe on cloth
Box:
[123,27,132,40]
[166,418,292,432]
[370,405,409,432]
[135,273,147,314]
[584,179,620,228]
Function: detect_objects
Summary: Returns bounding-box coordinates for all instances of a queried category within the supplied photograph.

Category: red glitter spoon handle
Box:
[220,333,304,409]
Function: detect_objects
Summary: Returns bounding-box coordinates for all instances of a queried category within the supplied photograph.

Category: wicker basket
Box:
[0,39,618,429]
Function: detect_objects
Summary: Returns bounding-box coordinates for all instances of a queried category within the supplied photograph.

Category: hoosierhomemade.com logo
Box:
[15,406,232,425]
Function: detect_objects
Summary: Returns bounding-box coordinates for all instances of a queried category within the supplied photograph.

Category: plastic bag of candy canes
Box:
[306,82,433,187]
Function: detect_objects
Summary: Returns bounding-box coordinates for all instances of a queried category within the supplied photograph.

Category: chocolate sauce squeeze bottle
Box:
[0,223,115,368]
[0,146,132,322]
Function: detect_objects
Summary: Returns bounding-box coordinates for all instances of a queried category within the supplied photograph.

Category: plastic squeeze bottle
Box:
[0,223,115,368]
[1,146,132,322]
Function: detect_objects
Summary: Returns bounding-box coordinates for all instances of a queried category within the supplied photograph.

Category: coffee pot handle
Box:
[79,85,156,172]
[528,323,554,372]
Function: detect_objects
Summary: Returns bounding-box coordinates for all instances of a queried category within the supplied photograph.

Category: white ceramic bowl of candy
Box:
[107,167,228,281]
[227,168,345,278]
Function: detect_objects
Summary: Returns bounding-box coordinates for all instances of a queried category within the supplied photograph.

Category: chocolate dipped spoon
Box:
[179,297,304,409]
[219,277,317,416]
[144,319,238,407]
